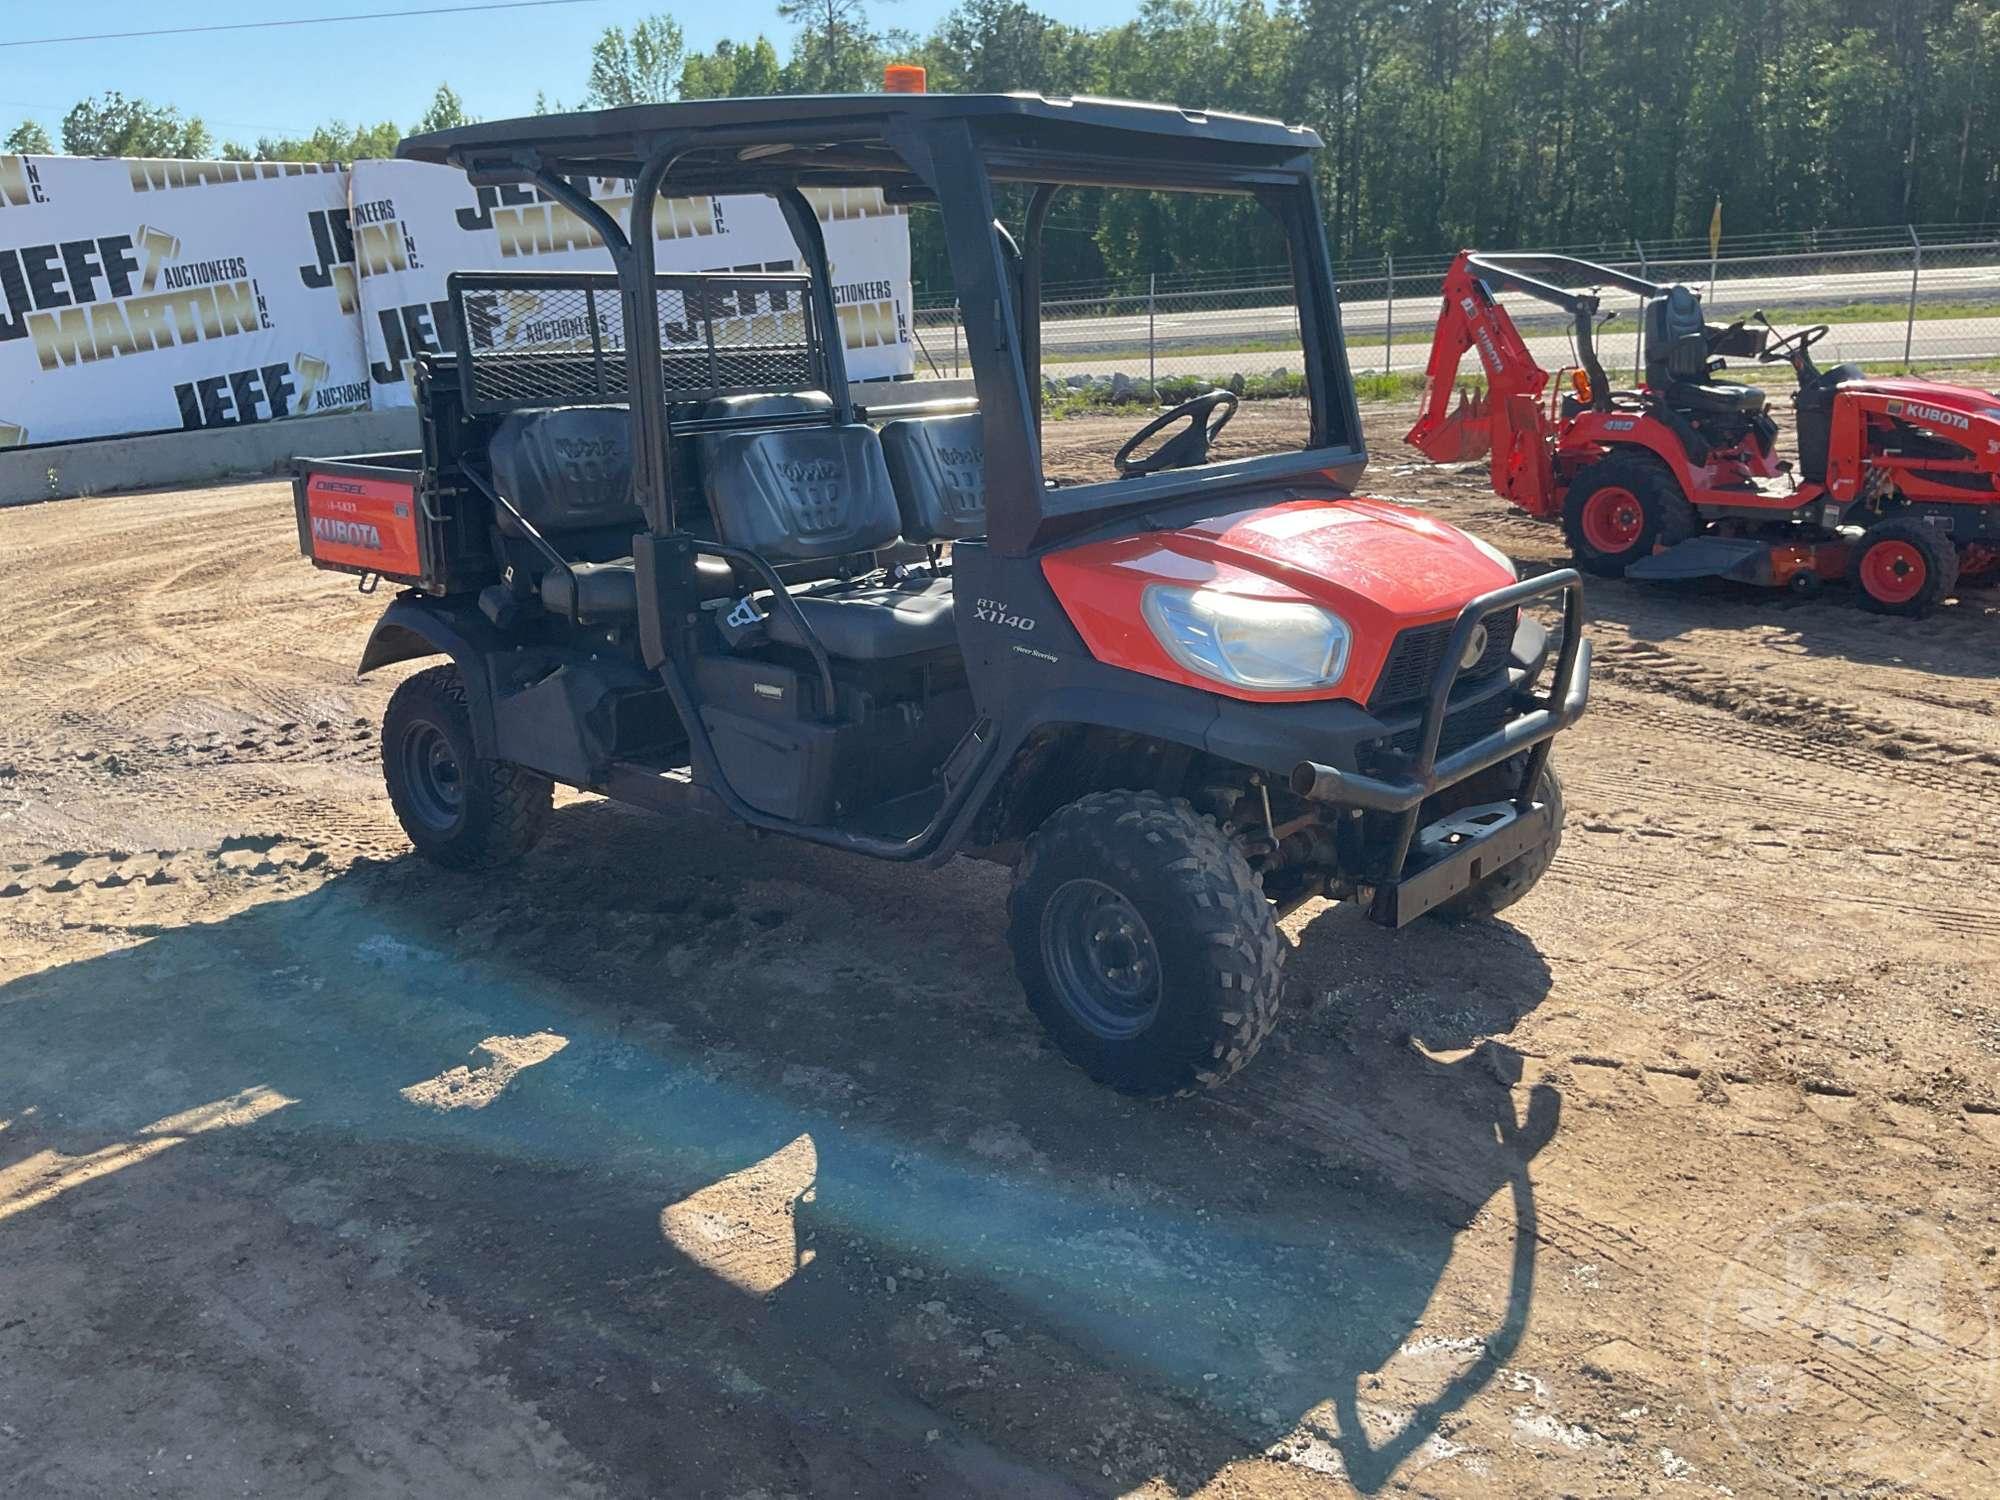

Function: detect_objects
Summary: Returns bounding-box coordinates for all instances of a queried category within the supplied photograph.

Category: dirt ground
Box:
[2,401,1997,1499]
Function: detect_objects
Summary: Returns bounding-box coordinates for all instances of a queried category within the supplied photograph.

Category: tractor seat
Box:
[762,575,958,660]
[1665,381,1768,417]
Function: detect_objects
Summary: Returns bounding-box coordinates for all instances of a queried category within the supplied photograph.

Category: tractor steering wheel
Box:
[1113,389,1239,477]
[1757,322,1830,366]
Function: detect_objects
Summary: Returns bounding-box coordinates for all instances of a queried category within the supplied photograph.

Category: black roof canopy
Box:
[397,91,1322,192]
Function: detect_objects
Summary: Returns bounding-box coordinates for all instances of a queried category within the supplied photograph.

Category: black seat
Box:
[1665,382,1767,416]
[539,554,736,617]
[487,406,650,620]
[488,404,743,619]
[1645,286,1710,388]
[765,576,958,659]
[699,393,904,559]
[700,394,956,660]
[1642,287,1767,426]
[488,405,637,541]
[879,413,986,541]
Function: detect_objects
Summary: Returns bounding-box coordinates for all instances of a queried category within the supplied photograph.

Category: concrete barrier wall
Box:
[0,409,420,508]
[0,378,973,509]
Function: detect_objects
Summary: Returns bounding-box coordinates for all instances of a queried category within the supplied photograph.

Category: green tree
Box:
[586,14,687,106]
[61,92,212,159]
[560,0,2000,282]
[923,0,1097,93]
[249,120,403,163]
[680,37,787,98]
[778,0,890,91]
[5,120,53,154]
[414,83,474,135]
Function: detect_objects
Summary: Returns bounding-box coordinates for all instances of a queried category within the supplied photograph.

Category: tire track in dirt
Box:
[1587,692,2000,812]
[0,836,332,899]
[1592,637,2000,785]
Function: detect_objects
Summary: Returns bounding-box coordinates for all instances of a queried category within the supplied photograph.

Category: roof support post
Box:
[891,118,1042,555]
[778,189,856,424]
[624,143,683,536]
[1022,183,1059,440]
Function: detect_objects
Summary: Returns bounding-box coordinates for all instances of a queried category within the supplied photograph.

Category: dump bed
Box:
[293,452,424,584]
[294,440,498,596]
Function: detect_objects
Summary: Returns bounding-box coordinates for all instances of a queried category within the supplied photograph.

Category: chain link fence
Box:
[907,224,2000,396]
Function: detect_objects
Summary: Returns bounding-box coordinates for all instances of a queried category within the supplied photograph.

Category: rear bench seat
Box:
[486,405,733,618]
[487,398,988,659]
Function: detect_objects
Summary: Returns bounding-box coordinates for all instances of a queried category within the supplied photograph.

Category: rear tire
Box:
[382,665,552,869]
[1430,756,1566,922]
[1007,790,1284,1097]
[1561,457,1697,577]
[1849,517,1959,616]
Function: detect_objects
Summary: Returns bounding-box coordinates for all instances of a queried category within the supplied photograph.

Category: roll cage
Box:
[398,92,1366,566]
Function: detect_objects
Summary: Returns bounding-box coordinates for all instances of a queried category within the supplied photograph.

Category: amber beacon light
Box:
[882,64,927,93]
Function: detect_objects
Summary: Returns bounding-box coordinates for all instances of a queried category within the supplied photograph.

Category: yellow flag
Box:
[1708,198,1723,259]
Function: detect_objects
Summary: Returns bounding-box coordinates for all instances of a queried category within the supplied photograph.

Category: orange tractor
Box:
[1407,252,2000,614]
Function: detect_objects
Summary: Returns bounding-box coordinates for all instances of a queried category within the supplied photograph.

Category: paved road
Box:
[914,316,2000,386]
[910,257,2000,378]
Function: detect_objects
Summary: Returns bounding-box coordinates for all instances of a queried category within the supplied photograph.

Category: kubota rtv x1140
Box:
[294,91,1590,1096]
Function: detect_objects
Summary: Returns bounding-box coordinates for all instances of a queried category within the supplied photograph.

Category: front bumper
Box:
[1289,570,1591,927]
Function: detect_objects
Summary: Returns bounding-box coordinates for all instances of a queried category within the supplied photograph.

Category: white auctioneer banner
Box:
[344,161,915,411]
[0,151,915,450]
[0,154,372,449]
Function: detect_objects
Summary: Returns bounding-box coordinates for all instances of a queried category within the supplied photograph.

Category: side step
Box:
[603,760,727,818]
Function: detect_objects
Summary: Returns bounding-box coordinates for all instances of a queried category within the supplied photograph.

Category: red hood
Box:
[1042,496,1517,704]
[1847,376,2000,407]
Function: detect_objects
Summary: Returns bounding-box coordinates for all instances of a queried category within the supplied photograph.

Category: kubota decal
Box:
[1889,399,1971,432]
[305,473,421,578]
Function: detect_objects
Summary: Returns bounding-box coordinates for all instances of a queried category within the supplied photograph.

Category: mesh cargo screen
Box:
[448,271,824,415]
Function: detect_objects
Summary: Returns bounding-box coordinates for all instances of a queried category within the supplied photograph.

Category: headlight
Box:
[1465,530,1519,578]
[1140,585,1351,690]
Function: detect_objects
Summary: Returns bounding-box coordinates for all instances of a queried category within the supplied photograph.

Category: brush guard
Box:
[1290,570,1591,926]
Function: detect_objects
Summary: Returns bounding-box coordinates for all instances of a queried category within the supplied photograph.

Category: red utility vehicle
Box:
[293,94,1593,1097]
[1407,252,2000,614]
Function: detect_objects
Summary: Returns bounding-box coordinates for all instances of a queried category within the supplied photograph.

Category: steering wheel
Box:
[1113,389,1239,477]
[1757,321,1830,365]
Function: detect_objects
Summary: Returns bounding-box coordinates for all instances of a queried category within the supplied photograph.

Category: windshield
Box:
[915,151,1361,549]
[1007,186,1315,485]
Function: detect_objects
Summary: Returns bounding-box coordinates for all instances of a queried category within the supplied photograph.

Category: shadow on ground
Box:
[0,802,1559,1495]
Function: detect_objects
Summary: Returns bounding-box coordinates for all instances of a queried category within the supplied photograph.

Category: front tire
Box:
[1007,790,1284,1096]
[382,665,552,869]
[1561,457,1697,576]
[1849,517,1959,616]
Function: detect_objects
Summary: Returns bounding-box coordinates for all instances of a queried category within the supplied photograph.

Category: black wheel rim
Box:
[398,719,465,832]
[1039,878,1162,1040]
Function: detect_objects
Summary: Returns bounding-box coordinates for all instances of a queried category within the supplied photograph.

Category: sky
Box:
[4,0,1136,153]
